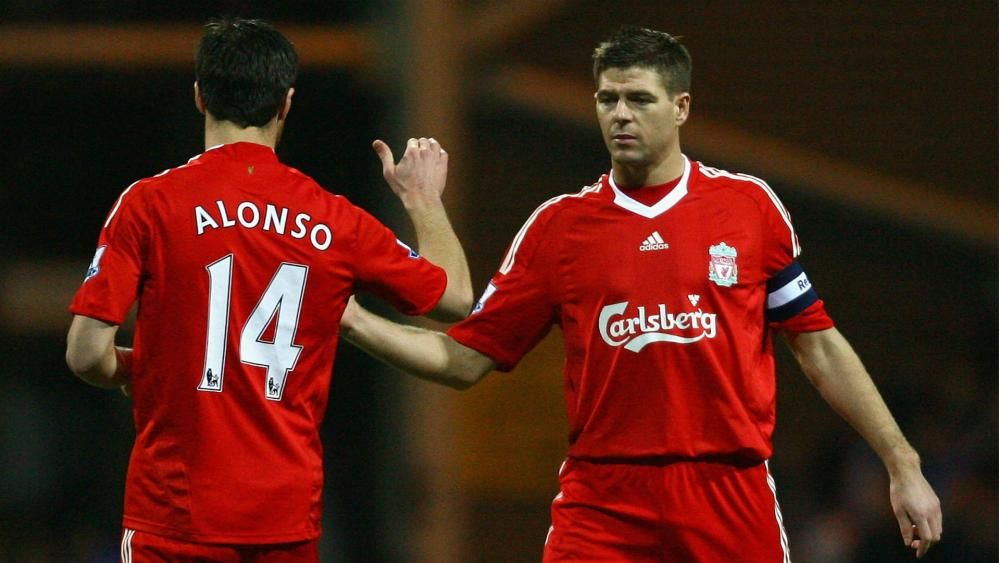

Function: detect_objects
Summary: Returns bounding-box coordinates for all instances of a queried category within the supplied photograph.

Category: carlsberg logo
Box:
[598,301,718,352]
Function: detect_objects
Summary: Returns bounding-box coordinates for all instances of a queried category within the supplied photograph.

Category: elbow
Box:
[66,316,122,388]
[428,290,475,323]
[446,280,475,320]
[447,374,478,391]
[443,363,489,391]
[447,284,475,320]
[457,286,474,315]
[65,345,93,379]
[65,345,116,389]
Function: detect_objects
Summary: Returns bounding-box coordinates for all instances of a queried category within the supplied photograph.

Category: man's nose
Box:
[613,100,633,121]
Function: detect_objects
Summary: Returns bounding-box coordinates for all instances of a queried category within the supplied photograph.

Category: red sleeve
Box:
[754,179,835,333]
[349,206,446,316]
[69,181,149,325]
[448,206,558,371]
[757,177,802,277]
[769,299,834,333]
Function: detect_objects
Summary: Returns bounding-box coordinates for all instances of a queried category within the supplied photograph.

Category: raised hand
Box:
[370,136,472,320]
[372,137,448,211]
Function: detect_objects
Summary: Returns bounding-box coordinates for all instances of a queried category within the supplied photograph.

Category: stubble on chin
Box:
[610,148,647,168]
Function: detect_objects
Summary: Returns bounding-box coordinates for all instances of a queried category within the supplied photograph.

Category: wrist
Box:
[883,446,921,477]
[401,196,446,215]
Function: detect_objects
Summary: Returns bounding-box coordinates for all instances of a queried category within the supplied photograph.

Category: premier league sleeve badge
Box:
[84,245,107,282]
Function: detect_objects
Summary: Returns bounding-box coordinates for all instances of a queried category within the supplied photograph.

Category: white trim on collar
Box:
[609,156,691,218]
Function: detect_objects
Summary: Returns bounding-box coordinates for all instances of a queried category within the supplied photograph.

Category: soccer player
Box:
[65,18,472,562]
[340,26,943,561]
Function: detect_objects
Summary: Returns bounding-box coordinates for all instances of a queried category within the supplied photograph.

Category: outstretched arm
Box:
[66,315,132,389]
[373,137,473,321]
[785,327,942,558]
[340,297,494,389]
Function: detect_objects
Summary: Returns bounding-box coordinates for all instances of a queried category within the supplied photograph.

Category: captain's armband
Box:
[766,261,819,322]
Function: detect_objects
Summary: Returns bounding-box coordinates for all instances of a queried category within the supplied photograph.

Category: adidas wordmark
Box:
[639,231,669,251]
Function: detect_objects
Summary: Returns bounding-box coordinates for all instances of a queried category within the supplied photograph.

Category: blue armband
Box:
[766,261,819,322]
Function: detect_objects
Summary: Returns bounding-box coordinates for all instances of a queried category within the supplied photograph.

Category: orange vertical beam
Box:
[399,0,468,561]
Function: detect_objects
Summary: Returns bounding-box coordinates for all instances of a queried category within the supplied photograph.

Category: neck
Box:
[612,142,685,188]
[203,117,280,150]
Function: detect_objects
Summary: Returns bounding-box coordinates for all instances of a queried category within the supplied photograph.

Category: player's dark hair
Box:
[195,17,298,128]
[593,26,692,95]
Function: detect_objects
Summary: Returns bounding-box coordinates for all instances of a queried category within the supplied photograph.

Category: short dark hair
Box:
[593,26,692,95]
[195,17,298,128]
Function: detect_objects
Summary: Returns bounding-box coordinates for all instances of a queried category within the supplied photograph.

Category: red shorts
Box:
[543,458,791,563]
[119,528,319,563]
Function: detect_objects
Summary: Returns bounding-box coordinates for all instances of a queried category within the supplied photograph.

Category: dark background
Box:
[0,2,995,562]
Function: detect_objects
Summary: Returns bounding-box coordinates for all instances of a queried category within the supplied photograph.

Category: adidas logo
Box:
[639,231,670,251]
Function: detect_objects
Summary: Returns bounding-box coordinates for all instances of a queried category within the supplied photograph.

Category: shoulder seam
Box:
[498,181,602,275]
[697,163,800,257]
[102,156,204,228]
[103,179,144,228]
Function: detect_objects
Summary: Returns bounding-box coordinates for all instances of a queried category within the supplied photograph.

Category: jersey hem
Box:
[565,451,769,468]
[121,516,322,545]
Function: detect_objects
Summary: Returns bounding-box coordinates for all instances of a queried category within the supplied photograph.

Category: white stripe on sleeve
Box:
[499,183,601,275]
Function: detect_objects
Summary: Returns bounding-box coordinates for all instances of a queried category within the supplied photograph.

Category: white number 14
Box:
[198,255,308,401]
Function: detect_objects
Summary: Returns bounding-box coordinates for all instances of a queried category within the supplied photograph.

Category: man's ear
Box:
[194,82,206,115]
[278,88,295,121]
[673,92,691,126]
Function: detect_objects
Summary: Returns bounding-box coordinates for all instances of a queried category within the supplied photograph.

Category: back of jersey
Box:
[70,142,446,544]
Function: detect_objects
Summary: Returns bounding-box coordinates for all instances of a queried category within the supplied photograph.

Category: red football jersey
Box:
[70,142,447,543]
[450,157,833,462]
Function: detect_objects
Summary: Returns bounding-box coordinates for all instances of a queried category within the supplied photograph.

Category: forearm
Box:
[788,328,919,474]
[407,202,473,321]
[341,303,491,389]
[788,327,943,554]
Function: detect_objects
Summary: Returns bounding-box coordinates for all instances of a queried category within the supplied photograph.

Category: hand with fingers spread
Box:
[890,464,943,558]
[372,137,448,211]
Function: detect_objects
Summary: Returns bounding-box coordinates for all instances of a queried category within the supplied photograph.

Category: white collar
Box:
[609,156,691,218]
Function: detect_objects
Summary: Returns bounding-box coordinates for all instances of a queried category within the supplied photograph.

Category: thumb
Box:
[372,139,395,173]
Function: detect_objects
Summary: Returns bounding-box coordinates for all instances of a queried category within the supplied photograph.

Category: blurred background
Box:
[0,1,995,561]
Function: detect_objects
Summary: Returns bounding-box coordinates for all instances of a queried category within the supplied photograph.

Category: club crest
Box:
[708,242,738,287]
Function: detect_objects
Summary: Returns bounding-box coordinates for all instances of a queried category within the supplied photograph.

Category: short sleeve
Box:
[69,182,149,325]
[350,207,446,316]
[448,207,558,371]
[765,260,835,332]
[757,178,801,277]
[755,181,835,333]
